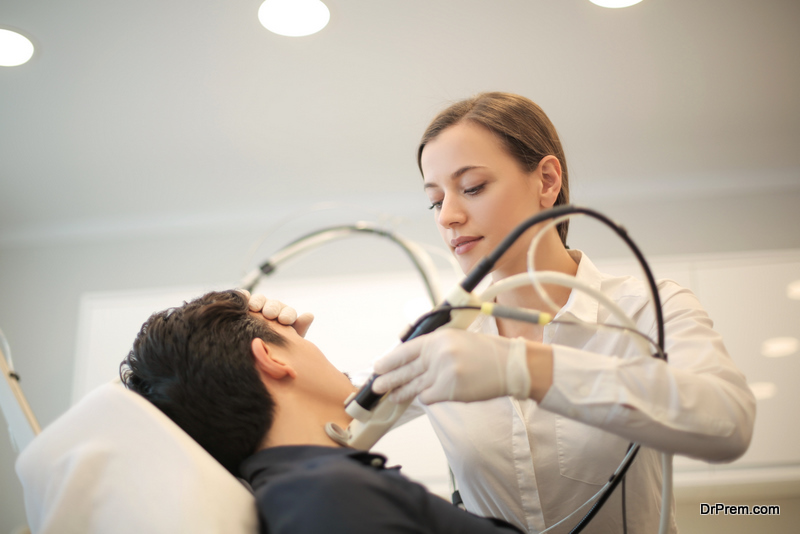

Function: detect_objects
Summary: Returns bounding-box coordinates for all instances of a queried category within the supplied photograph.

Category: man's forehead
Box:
[249,311,294,335]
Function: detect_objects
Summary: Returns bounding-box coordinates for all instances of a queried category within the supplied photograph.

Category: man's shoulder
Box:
[245,447,523,534]
[265,450,382,483]
[248,448,433,534]
[248,447,413,499]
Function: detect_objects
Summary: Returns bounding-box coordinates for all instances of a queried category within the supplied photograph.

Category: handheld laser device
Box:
[325,285,482,449]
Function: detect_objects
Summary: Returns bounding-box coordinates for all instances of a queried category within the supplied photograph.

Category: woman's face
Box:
[421,121,547,275]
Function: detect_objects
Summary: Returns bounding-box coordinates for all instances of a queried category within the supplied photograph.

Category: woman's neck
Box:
[490,228,578,336]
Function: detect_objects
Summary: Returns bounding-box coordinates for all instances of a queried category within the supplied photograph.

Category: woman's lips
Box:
[451,236,483,255]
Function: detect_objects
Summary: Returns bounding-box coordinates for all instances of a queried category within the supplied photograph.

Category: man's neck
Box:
[259,390,354,450]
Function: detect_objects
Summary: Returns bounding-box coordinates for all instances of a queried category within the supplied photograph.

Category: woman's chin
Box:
[455,255,477,275]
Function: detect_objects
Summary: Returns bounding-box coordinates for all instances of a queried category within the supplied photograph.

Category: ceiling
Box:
[1,0,799,245]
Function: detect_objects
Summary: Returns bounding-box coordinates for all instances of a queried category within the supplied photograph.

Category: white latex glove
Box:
[372,329,530,404]
[237,289,315,337]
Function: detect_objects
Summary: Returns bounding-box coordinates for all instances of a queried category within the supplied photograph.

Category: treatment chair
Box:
[15,381,257,534]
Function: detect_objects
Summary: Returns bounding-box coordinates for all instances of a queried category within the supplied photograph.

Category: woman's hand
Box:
[373,330,550,404]
[238,289,315,337]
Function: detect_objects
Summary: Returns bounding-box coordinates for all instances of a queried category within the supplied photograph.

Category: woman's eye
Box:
[464,184,485,195]
[428,200,442,210]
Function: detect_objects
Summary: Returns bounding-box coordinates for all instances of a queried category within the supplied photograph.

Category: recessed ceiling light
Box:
[258,0,330,37]
[761,336,799,358]
[589,0,644,7]
[749,382,777,400]
[0,29,34,67]
[788,280,800,300]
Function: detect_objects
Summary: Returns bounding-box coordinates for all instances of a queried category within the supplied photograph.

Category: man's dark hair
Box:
[120,290,286,475]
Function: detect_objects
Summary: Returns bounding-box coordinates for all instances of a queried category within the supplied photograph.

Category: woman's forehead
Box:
[429,120,508,155]
[421,123,517,181]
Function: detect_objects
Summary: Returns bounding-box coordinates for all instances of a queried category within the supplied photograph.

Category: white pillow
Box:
[15,381,257,534]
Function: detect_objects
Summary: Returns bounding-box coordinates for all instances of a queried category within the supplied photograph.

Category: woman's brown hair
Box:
[418,92,570,245]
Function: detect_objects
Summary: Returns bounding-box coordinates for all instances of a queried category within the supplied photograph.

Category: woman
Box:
[367,93,756,533]
[252,92,755,533]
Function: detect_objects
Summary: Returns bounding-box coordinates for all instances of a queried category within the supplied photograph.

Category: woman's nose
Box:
[438,197,466,228]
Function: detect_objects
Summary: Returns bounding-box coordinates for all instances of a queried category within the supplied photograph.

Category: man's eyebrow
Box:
[423,166,486,189]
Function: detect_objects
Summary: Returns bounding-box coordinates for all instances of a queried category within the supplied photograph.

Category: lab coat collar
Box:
[555,249,602,324]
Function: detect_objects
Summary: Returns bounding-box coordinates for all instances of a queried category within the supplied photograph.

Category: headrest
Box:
[15,381,257,534]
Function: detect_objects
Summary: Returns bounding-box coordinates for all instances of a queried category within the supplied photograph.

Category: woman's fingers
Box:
[373,362,423,395]
[373,339,428,394]
[247,293,313,336]
[388,372,434,403]
[293,312,315,338]
[418,386,445,405]
[276,304,298,325]
[378,329,518,404]
[374,336,427,375]
[237,288,252,300]
[247,293,266,311]
[260,299,285,320]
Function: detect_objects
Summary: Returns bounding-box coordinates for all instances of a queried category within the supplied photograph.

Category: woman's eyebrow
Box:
[423,166,486,189]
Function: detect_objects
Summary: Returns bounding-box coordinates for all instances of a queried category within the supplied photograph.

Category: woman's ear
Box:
[251,338,297,380]
[537,155,562,209]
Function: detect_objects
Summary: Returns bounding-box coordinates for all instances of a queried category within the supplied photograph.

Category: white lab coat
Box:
[421,250,756,533]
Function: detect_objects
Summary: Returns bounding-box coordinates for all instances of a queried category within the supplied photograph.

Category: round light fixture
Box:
[787,280,800,300]
[0,29,35,67]
[761,336,799,358]
[589,0,644,8]
[748,382,777,400]
[258,0,330,37]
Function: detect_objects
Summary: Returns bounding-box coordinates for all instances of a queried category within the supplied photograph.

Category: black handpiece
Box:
[352,307,454,412]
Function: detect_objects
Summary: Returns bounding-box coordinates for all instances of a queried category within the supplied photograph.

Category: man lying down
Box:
[120,289,522,534]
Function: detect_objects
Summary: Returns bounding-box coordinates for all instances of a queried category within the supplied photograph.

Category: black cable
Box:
[569,447,640,534]
[622,474,628,534]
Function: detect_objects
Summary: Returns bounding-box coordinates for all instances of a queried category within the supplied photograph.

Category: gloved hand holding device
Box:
[372,330,554,405]
[238,289,315,338]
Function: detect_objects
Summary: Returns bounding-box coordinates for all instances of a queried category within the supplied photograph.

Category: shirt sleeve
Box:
[391,397,427,429]
[539,282,756,462]
[255,460,523,534]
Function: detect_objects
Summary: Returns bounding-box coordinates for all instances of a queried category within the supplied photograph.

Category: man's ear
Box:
[537,155,562,209]
[251,338,297,380]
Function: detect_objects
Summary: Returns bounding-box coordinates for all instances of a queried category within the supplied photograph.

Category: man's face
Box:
[254,314,356,404]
